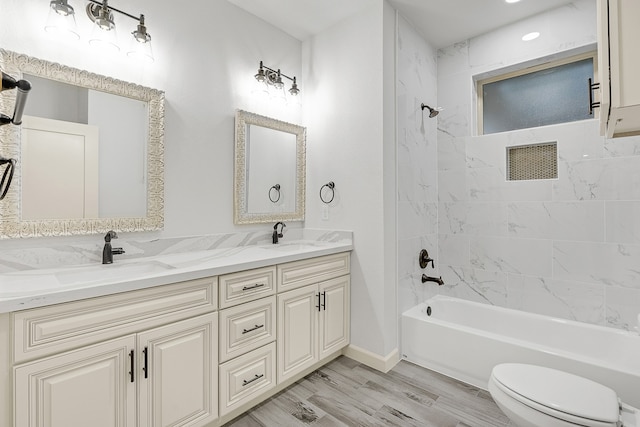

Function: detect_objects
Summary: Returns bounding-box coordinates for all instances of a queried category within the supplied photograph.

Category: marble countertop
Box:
[0,239,353,313]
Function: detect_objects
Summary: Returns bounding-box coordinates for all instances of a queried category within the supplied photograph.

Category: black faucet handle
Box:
[112,248,126,255]
[105,230,118,242]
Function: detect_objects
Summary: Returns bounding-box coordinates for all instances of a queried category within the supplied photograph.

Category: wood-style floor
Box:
[224,356,514,427]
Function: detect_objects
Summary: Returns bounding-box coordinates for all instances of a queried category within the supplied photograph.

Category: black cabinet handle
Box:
[129,350,135,383]
[242,374,264,387]
[321,291,326,311]
[242,324,264,334]
[588,77,600,115]
[143,347,148,379]
[242,283,265,291]
[316,293,321,311]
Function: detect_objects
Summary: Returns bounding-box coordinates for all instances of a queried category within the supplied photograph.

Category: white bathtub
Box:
[402,295,640,408]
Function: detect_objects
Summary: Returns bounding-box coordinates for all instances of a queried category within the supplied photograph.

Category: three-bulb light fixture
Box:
[253,61,300,105]
[45,0,154,62]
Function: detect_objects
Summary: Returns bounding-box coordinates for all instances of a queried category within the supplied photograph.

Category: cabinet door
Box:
[319,276,350,359]
[137,312,218,427]
[14,335,136,427]
[277,284,318,383]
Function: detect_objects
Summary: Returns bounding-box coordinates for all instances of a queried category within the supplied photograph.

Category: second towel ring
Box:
[320,181,335,204]
[269,184,281,203]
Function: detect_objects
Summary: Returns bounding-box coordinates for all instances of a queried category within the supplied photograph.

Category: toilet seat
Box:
[490,364,620,427]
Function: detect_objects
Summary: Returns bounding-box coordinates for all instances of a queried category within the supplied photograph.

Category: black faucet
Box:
[272,222,286,244]
[422,274,444,286]
[103,230,125,264]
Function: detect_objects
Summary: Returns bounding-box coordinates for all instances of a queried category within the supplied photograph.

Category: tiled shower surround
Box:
[399,0,640,332]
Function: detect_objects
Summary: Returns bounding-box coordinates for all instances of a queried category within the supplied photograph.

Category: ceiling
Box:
[227,0,574,48]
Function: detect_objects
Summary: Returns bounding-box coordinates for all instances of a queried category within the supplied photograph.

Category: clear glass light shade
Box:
[127,39,154,63]
[271,85,287,106]
[44,7,80,40]
[251,79,269,99]
[89,23,120,53]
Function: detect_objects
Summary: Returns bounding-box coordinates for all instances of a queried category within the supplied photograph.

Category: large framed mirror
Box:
[0,49,164,238]
[234,110,305,224]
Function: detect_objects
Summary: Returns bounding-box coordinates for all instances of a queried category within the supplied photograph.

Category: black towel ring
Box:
[0,157,15,201]
[320,181,335,204]
[269,184,281,203]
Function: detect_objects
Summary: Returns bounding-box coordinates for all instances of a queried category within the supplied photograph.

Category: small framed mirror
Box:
[234,110,306,224]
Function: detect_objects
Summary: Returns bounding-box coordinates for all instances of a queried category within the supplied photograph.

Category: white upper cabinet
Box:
[598,0,640,138]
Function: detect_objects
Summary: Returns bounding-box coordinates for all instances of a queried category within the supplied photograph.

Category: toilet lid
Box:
[492,364,619,424]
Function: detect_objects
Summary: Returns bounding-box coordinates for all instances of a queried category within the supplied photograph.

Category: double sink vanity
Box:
[0,47,338,426]
[0,236,352,427]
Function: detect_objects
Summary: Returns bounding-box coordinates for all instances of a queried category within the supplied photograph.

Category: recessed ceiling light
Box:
[522,32,540,41]
[505,0,521,3]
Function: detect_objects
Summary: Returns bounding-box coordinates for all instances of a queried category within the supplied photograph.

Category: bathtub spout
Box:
[422,274,444,286]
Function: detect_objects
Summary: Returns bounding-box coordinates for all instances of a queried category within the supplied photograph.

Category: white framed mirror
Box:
[0,49,164,238]
[234,110,306,224]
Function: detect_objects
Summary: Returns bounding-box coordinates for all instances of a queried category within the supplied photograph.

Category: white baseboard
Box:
[342,345,400,373]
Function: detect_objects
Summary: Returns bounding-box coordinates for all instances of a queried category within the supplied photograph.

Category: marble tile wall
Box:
[435,0,640,331]
[396,16,440,322]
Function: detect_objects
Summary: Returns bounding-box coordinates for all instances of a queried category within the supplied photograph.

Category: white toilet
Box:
[488,363,639,427]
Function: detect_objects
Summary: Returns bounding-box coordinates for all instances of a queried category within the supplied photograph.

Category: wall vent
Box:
[507,142,557,181]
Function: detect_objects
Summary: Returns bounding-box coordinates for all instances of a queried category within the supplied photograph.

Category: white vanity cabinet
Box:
[217,266,277,417]
[597,0,640,137]
[277,253,350,383]
[11,277,219,427]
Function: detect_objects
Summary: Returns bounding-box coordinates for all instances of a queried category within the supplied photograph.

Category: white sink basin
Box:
[0,261,172,297]
[261,242,326,252]
[55,261,175,285]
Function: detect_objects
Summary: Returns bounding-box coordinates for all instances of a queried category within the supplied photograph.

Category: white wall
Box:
[0,0,302,244]
[437,0,640,331]
[302,1,398,359]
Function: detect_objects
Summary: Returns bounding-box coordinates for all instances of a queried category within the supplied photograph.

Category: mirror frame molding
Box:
[234,110,306,224]
[0,49,165,238]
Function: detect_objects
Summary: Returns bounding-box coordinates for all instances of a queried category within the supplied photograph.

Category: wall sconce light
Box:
[253,61,300,104]
[45,0,154,62]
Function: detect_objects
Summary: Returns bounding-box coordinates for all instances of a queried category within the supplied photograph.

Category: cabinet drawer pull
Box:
[321,291,326,311]
[129,350,135,383]
[242,283,265,291]
[143,347,149,379]
[242,373,264,387]
[242,324,264,334]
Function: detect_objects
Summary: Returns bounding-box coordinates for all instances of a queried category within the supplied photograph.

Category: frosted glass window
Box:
[481,58,594,135]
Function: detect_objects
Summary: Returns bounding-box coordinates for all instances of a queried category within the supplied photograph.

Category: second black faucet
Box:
[272,222,286,244]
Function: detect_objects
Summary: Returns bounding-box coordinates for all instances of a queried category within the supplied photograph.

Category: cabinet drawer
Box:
[219,296,276,363]
[219,342,276,417]
[277,252,350,292]
[13,276,217,363]
[219,266,276,309]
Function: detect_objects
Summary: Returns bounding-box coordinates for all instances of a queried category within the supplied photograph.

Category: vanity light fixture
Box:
[254,61,300,101]
[44,0,154,62]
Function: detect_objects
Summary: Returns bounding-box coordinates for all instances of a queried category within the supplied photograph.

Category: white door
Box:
[319,276,350,359]
[137,312,218,427]
[20,115,99,220]
[14,335,136,427]
[277,284,318,383]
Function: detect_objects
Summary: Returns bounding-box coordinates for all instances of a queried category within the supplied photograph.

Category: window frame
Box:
[476,51,599,135]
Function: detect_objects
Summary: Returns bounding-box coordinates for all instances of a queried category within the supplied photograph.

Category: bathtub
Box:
[401,295,640,408]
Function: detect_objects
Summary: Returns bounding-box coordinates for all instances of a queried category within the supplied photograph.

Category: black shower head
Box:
[421,103,441,118]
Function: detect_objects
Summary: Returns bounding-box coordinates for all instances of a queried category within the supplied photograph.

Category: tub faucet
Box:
[103,230,125,264]
[272,222,286,244]
[422,274,444,286]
